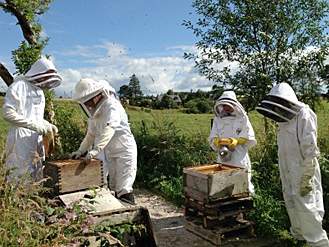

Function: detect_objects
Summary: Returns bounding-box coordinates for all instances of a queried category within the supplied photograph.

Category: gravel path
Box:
[134,187,275,247]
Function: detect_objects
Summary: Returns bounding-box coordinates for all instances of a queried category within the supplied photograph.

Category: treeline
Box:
[118,74,226,113]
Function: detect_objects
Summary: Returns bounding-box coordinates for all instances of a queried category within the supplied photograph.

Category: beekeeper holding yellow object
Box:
[208,91,257,194]
[256,83,329,247]
[70,78,137,205]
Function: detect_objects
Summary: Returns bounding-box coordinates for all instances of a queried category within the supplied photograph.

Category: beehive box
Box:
[183,163,249,202]
[43,158,104,195]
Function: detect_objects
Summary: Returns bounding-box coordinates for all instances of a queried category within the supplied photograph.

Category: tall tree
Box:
[183,0,329,111]
[0,0,53,86]
[0,0,62,155]
[118,84,131,101]
[128,74,143,105]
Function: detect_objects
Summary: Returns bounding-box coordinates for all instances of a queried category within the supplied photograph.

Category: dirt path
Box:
[134,188,275,247]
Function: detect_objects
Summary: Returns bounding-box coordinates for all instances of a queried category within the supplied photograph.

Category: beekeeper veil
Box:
[256,83,302,122]
[214,91,245,118]
[72,78,108,118]
[24,57,62,90]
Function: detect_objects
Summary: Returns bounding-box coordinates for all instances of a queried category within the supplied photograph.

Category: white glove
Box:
[300,158,316,197]
[43,120,58,133]
[70,150,83,159]
[69,132,95,160]
[85,150,99,164]
[30,122,48,135]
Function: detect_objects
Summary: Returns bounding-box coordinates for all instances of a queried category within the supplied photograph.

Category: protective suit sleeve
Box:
[2,106,48,134]
[78,132,95,154]
[300,157,316,196]
[84,126,115,164]
[94,126,115,153]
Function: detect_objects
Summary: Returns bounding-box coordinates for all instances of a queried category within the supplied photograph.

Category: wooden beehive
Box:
[183,163,249,202]
[43,158,104,195]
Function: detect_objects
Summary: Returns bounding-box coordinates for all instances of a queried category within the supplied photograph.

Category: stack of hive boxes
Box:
[182,163,254,246]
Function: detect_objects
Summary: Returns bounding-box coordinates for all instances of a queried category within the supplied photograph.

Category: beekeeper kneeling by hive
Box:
[70,78,137,205]
[208,91,257,195]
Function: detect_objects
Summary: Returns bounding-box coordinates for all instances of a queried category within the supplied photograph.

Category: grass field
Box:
[1,96,329,156]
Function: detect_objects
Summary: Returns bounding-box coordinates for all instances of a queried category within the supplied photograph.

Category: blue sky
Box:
[0,0,218,97]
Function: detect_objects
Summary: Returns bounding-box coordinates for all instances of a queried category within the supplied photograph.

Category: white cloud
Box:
[51,40,217,97]
[1,40,236,97]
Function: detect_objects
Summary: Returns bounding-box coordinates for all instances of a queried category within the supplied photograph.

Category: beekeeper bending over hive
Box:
[70,78,137,205]
[2,57,62,181]
[208,91,257,194]
[256,83,329,247]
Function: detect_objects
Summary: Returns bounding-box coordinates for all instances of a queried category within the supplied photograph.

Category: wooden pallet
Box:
[183,195,253,216]
[182,194,253,228]
[185,216,254,246]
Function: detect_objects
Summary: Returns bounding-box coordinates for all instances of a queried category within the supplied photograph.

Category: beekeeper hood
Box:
[72,78,113,118]
[24,57,62,90]
[256,83,303,122]
[214,91,245,118]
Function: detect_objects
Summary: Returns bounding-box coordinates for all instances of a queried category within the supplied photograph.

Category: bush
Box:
[52,100,87,158]
[134,117,215,203]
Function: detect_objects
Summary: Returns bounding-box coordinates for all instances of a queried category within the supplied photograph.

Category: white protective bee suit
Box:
[208,91,257,194]
[70,78,137,202]
[256,83,329,247]
[2,58,62,181]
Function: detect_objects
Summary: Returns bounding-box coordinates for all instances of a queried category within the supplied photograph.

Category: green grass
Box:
[2,96,329,155]
[126,105,214,136]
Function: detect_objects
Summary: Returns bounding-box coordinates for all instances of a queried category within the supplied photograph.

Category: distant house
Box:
[157,94,182,105]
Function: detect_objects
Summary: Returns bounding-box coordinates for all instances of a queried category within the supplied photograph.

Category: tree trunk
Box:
[0,62,13,87]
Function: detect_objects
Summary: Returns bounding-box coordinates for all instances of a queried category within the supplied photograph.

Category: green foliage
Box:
[11,40,48,75]
[51,100,87,158]
[154,94,179,109]
[318,155,329,229]
[134,116,215,202]
[119,74,143,106]
[184,98,212,113]
[184,0,329,110]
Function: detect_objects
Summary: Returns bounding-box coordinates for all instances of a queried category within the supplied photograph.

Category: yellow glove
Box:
[300,158,316,197]
[213,137,222,148]
[300,177,313,197]
[228,137,247,149]
[237,137,247,145]
[228,138,238,148]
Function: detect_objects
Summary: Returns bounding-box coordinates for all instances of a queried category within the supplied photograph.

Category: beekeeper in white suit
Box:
[2,57,62,181]
[256,83,329,247]
[208,91,257,194]
[70,78,137,205]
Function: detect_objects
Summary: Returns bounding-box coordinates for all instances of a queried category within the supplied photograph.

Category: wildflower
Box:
[58,218,67,224]
[47,215,57,223]
[81,224,89,234]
